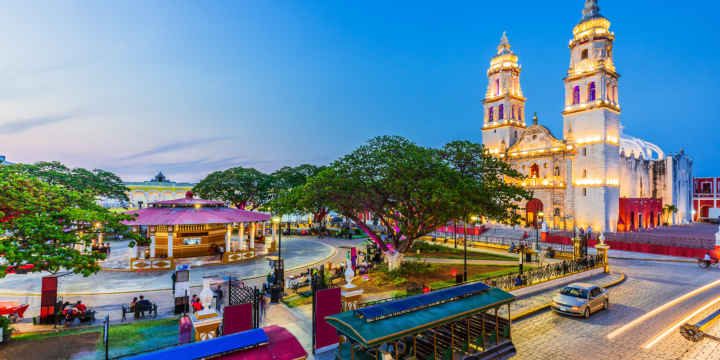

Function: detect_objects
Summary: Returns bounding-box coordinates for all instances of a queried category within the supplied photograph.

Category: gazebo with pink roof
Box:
[123,191,272,270]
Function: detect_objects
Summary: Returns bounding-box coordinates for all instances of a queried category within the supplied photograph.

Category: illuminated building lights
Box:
[573,178,619,187]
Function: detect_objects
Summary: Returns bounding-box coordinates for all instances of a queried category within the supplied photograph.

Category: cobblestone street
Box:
[511,259,720,360]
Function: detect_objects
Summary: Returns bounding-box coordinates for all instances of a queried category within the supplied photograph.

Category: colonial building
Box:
[124,172,195,208]
[481,0,693,232]
[693,177,720,222]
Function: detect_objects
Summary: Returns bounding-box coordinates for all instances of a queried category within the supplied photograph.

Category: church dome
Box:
[620,135,664,160]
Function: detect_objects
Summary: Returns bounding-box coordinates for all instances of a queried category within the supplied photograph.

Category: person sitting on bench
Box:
[135,296,151,318]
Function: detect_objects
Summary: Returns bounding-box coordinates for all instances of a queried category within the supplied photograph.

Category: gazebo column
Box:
[150,234,156,258]
[97,232,103,245]
[250,223,256,250]
[239,223,246,250]
[225,224,232,252]
[167,228,174,258]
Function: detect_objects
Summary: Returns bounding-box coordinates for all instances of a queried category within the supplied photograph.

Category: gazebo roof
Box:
[122,191,270,226]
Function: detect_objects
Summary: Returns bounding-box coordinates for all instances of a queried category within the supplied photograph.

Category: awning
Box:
[125,326,307,360]
[325,287,515,347]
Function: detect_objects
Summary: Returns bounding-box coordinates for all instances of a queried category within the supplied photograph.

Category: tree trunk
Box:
[385,251,404,271]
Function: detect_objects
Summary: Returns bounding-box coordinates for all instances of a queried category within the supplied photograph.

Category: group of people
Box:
[129,295,152,318]
[61,300,88,324]
[91,242,111,254]
[191,294,204,312]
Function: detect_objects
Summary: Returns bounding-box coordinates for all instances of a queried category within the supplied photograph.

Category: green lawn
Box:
[407,241,516,261]
[429,265,535,289]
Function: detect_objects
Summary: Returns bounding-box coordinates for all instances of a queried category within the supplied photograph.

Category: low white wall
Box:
[510,267,604,297]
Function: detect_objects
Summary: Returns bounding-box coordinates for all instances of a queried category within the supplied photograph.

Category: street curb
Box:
[0,243,339,297]
[510,272,627,322]
[609,256,696,263]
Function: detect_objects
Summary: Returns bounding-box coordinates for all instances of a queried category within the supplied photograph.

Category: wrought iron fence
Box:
[227,279,263,329]
[483,254,604,291]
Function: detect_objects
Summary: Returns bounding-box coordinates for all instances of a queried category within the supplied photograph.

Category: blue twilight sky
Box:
[0,1,717,181]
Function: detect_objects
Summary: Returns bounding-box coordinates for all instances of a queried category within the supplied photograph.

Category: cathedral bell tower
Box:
[482,32,527,155]
[563,0,621,232]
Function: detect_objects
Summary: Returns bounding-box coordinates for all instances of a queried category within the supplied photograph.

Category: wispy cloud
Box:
[120,137,235,161]
[0,113,76,134]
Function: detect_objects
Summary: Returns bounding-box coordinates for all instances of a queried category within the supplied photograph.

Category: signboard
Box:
[223,303,253,335]
[314,287,341,352]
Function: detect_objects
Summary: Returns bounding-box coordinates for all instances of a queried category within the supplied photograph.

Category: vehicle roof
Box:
[565,283,597,290]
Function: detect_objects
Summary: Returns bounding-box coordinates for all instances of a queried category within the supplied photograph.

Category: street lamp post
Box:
[272,216,284,302]
[536,211,544,252]
[465,216,478,282]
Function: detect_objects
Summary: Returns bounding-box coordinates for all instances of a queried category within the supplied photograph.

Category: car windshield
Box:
[560,287,588,298]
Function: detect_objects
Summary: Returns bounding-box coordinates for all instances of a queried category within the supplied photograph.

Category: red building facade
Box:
[694,177,720,221]
[617,198,663,232]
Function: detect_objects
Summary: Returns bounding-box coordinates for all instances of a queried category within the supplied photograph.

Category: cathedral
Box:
[481,0,693,232]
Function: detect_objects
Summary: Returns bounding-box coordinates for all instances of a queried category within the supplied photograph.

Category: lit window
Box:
[499,104,504,120]
[573,86,581,105]
[588,82,596,102]
[489,107,494,122]
[581,49,589,60]
[554,167,560,176]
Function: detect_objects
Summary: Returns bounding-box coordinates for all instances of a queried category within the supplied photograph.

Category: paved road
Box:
[512,258,720,360]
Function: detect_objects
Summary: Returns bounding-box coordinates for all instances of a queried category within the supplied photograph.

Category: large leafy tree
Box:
[302,136,530,268]
[441,140,531,225]
[193,167,273,210]
[0,167,140,277]
[270,164,329,225]
[12,161,129,202]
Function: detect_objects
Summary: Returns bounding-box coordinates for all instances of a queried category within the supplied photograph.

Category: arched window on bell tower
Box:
[588,82,596,102]
[499,104,504,120]
[495,79,500,96]
[519,107,523,121]
[488,107,494,122]
[573,86,581,105]
[511,106,516,120]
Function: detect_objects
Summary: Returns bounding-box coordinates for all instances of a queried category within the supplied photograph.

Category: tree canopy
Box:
[11,161,129,202]
[270,164,329,223]
[192,167,273,210]
[0,166,140,277]
[302,136,530,253]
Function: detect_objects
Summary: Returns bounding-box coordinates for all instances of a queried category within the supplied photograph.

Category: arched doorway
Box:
[526,199,544,228]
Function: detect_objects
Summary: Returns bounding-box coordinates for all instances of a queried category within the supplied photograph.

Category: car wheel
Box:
[603,299,609,310]
[584,307,590,318]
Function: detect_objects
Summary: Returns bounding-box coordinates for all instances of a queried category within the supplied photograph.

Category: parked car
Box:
[551,283,609,318]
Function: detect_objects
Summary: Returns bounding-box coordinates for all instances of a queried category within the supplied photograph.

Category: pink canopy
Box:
[122,192,270,226]
[122,207,270,226]
[220,325,308,360]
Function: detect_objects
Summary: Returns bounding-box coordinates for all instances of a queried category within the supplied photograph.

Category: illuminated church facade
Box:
[481,0,693,232]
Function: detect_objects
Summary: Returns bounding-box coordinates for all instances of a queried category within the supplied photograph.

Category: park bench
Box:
[121,302,158,322]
